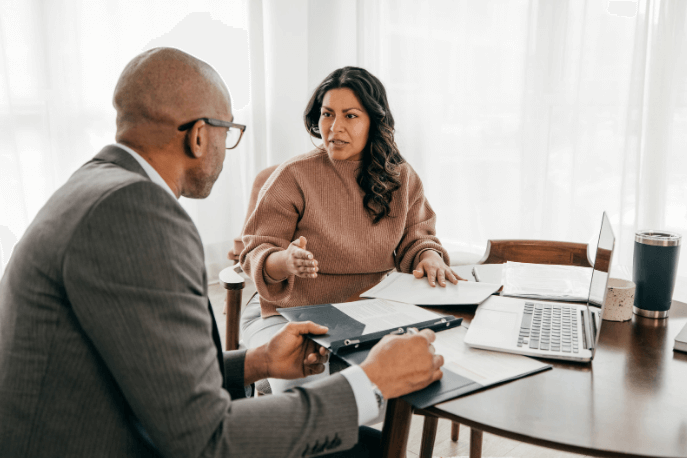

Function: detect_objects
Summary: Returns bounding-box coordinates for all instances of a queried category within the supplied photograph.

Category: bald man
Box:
[0,48,444,458]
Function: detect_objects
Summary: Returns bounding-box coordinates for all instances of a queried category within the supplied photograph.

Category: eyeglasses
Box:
[177,117,247,150]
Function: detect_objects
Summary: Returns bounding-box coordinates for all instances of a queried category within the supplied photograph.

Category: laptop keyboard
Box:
[517,302,579,353]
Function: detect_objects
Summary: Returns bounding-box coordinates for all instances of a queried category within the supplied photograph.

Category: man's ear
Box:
[184,120,207,159]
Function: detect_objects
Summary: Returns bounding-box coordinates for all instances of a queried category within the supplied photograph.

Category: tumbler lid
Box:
[635,230,682,246]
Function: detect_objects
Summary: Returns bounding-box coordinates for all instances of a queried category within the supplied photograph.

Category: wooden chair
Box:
[220,165,278,351]
[415,238,591,458]
[220,264,245,351]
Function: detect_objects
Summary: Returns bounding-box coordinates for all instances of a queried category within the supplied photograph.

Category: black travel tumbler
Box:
[632,231,682,318]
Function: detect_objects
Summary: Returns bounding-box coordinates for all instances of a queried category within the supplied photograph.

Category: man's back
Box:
[0,146,206,456]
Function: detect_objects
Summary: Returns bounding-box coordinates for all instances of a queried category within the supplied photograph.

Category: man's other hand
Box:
[264,321,330,380]
[359,329,443,399]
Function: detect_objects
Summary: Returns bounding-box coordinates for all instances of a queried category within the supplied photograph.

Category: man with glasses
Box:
[0,47,443,457]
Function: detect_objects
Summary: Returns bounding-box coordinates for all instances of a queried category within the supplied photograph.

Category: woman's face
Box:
[318,88,370,161]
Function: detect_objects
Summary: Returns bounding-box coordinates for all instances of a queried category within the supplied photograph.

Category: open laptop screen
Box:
[586,212,616,356]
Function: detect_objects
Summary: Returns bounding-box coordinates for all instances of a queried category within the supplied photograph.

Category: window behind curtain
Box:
[0,0,252,277]
[365,0,687,278]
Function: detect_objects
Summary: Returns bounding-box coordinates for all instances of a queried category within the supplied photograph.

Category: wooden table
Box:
[381,299,687,458]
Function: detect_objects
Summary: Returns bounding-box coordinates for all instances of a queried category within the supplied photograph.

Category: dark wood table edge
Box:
[422,405,679,458]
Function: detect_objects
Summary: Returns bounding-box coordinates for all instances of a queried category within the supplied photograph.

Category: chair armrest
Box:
[220,265,245,351]
[219,265,245,291]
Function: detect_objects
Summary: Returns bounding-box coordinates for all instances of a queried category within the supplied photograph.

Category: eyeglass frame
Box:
[177,118,247,150]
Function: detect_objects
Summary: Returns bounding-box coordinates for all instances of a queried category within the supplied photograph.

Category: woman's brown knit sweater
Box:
[240,149,450,317]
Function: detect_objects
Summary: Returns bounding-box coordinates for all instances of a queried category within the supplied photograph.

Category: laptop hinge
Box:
[580,309,591,350]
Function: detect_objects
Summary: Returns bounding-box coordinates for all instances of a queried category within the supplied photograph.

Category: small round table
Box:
[382,300,687,458]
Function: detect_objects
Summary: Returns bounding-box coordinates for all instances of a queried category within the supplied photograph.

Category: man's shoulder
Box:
[20,158,182,264]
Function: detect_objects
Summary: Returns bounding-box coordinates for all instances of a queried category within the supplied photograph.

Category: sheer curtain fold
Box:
[2,0,687,285]
[0,0,254,279]
[360,0,687,280]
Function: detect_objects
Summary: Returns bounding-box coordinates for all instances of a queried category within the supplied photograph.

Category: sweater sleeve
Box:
[239,165,304,303]
[394,167,450,273]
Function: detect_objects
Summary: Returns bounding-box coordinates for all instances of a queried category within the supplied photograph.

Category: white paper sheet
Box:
[501,261,593,302]
[332,299,442,335]
[433,326,549,386]
[361,272,501,306]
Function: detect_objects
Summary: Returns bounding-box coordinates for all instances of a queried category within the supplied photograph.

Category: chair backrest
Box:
[222,165,280,351]
[478,240,592,267]
[227,164,280,263]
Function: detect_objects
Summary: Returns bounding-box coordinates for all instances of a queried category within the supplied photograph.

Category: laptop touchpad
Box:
[473,309,518,345]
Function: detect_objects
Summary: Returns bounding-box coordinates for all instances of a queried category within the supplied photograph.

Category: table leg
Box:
[470,428,483,458]
[419,416,438,458]
[451,421,460,441]
[381,398,413,458]
[225,289,242,351]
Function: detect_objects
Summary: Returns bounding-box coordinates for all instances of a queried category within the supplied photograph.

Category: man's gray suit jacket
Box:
[0,145,359,457]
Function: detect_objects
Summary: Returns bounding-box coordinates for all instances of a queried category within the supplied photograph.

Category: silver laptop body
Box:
[464,212,616,362]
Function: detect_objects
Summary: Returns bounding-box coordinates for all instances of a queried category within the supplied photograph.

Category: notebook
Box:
[464,212,615,362]
[674,321,687,353]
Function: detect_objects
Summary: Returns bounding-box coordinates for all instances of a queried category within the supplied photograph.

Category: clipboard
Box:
[278,300,550,410]
[277,299,462,352]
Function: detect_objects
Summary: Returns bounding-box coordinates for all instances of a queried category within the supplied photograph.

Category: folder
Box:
[340,326,551,408]
[278,300,551,409]
[277,299,462,352]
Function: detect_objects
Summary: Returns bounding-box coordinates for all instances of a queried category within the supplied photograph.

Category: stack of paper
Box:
[500,261,592,302]
[362,272,501,306]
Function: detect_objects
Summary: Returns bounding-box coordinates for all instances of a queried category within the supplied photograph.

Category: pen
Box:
[472,267,481,282]
[334,317,462,352]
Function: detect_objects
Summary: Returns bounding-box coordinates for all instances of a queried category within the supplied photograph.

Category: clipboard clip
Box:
[341,319,455,348]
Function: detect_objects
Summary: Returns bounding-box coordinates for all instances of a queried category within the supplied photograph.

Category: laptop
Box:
[464,212,615,362]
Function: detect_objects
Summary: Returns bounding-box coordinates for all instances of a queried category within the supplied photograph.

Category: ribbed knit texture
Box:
[240,149,450,317]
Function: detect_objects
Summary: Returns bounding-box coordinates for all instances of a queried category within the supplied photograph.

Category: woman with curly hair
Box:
[239,66,459,391]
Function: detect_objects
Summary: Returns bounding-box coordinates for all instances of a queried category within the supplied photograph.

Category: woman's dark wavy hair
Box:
[304,66,405,224]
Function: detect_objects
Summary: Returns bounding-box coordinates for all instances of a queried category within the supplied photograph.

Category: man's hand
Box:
[245,321,330,385]
[359,329,443,399]
[264,321,329,379]
[413,250,464,287]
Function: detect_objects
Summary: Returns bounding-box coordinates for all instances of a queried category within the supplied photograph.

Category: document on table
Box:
[332,299,441,335]
[432,326,550,387]
[500,261,593,302]
[362,271,501,305]
[399,326,551,408]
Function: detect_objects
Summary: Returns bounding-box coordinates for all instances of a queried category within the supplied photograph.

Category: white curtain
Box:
[3,0,687,291]
[358,0,687,286]
[0,0,257,280]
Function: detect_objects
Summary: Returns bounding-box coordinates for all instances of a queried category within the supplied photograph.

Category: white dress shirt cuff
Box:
[339,365,379,426]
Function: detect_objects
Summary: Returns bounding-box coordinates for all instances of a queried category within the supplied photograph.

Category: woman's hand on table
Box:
[413,250,463,287]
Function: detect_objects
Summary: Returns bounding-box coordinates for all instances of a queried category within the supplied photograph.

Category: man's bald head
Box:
[113,47,231,146]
